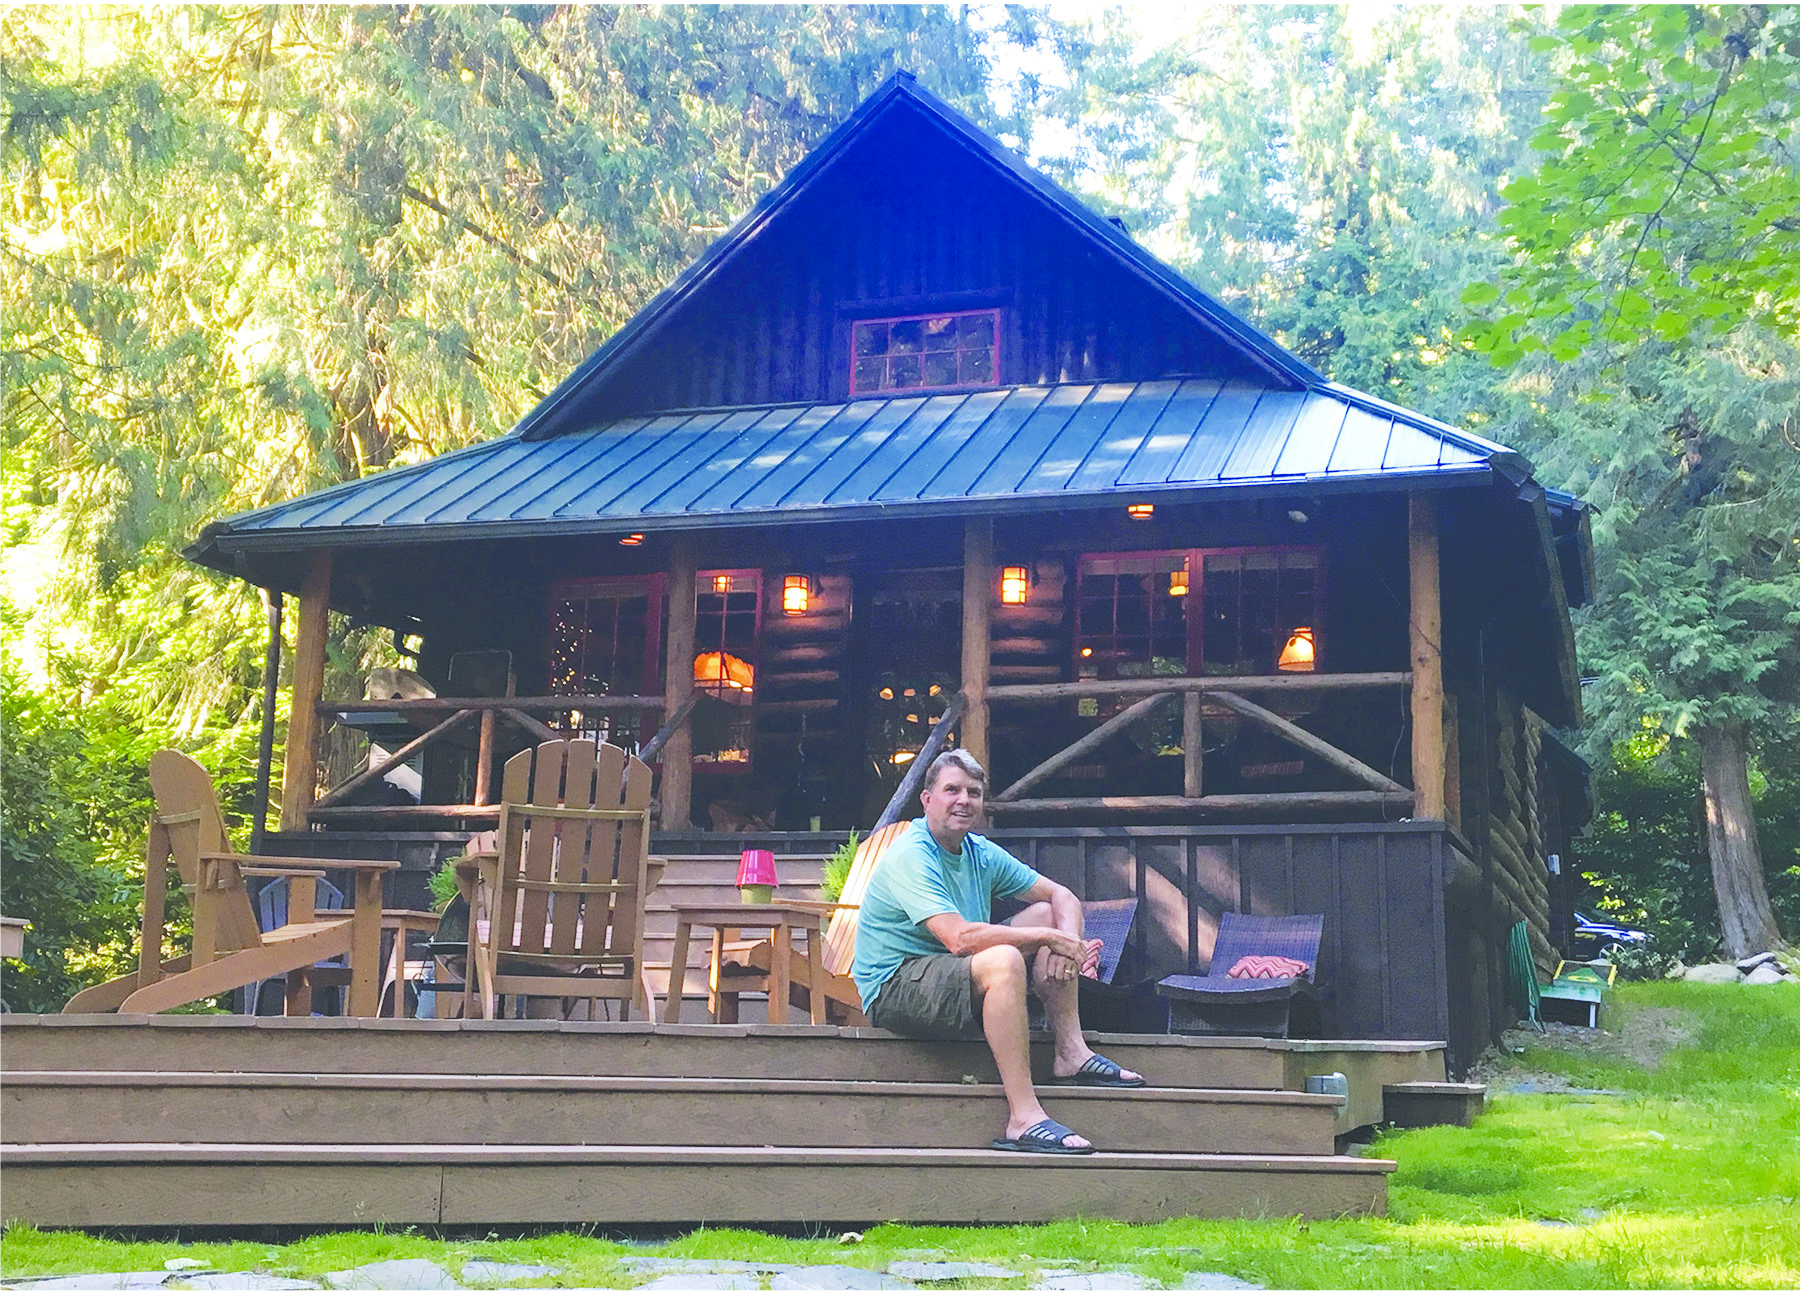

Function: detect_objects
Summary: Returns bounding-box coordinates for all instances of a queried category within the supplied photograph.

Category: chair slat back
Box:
[491,739,649,965]
[147,749,262,954]
[821,819,910,977]
[1209,912,1323,974]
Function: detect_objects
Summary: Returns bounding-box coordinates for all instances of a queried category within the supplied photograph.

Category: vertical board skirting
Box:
[1376,833,1392,1034]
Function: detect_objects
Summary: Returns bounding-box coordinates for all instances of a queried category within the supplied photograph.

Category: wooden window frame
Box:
[1073,545,1328,678]
[848,308,1002,396]
[546,574,666,751]
[691,568,764,772]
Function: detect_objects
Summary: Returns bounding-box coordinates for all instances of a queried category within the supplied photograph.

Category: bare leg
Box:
[969,944,1090,1148]
[1006,901,1142,1084]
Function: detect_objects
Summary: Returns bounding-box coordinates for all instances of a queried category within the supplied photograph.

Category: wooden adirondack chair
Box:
[722,819,913,1025]
[63,750,398,1016]
[465,739,654,1021]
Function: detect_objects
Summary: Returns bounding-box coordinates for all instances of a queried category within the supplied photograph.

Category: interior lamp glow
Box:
[712,574,731,594]
[1001,565,1029,604]
[1168,570,1189,597]
[782,574,810,615]
[1278,626,1316,672]
[1127,503,1155,520]
[694,650,755,694]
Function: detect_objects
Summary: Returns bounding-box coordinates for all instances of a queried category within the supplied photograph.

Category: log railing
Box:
[307,694,682,825]
[873,691,969,831]
[986,672,1414,816]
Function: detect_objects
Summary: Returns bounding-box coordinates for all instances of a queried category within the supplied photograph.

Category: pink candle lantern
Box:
[736,849,777,905]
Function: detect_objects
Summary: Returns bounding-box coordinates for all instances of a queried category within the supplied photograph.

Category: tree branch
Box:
[400,184,564,290]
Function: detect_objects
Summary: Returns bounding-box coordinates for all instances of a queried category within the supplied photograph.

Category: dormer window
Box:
[851,309,999,395]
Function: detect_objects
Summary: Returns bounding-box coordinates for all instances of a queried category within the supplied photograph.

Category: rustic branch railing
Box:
[874,692,968,831]
[308,693,684,825]
[986,672,1413,816]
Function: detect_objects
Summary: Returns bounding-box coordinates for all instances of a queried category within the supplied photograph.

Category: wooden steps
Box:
[0,1016,1418,1228]
[3,1072,1340,1155]
[1,1144,1394,1227]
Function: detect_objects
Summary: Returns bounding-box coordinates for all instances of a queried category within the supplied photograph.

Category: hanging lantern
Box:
[1277,626,1316,672]
[712,573,732,594]
[782,574,810,615]
[1000,565,1029,604]
[1168,568,1189,598]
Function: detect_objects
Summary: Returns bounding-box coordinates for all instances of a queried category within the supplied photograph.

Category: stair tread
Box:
[2,1071,1331,1103]
[3,1141,1395,1171]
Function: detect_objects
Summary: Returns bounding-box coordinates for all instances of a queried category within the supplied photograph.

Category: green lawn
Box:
[4,981,1797,1288]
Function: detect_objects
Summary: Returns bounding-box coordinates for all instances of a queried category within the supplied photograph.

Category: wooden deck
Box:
[0,1015,1439,1228]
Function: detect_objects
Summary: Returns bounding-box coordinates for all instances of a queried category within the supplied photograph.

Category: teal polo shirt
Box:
[850,820,1042,1012]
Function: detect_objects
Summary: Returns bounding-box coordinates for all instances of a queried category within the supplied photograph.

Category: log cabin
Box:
[184,72,1591,1074]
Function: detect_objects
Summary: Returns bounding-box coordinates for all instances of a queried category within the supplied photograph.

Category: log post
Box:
[660,536,697,830]
[252,590,283,852]
[1409,493,1447,821]
[1182,689,1204,799]
[960,517,993,769]
[279,551,331,832]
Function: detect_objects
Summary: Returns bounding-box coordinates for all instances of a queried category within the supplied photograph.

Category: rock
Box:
[1174,1276,1264,1291]
[1036,1273,1154,1290]
[458,1262,560,1285]
[162,1262,208,1274]
[887,1261,1017,1280]
[323,1259,460,1290]
[634,1277,763,1291]
[1735,951,1780,973]
[1683,963,1743,984]
[769,1267,914,1290]
[2,1276,175,1290]
[177,1277,322,1291]
[1745,963,1789,985]
[1663,962,1687,980]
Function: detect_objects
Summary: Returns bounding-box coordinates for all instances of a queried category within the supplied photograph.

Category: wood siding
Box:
[580,112,1274,419]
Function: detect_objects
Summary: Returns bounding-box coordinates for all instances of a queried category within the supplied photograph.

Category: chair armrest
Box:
[239,865,329,879]
[781,900,860,913]
[203,852,401,872]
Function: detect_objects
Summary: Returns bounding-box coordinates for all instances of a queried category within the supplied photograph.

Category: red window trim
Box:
[849,308,1002,396]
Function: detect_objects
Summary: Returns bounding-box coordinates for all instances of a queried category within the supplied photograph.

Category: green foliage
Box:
[1029,7,1548,422]
[819,830,860,903]
[0,654,154,1011]
[1574,730,1800,964]
[1472,5,1800,362]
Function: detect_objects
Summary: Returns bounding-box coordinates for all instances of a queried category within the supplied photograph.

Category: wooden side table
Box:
[663,902,828,1025]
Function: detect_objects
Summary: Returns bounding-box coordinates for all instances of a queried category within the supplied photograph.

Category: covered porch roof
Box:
[189,377,1528,570]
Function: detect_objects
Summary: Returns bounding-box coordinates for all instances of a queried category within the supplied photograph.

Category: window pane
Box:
[923,316,957,351]
[960,349,993,383]
[853,356,885,393]
[923,352,958,387]
[888,353,922,387]
[889,319,923,353]
[854,322,887,357]
[960,313,994,347]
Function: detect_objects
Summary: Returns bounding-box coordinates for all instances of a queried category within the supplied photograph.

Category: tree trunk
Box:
[1695,723,1783,959]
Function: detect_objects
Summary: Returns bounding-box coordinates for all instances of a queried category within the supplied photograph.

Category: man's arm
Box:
[921,875,1087,971]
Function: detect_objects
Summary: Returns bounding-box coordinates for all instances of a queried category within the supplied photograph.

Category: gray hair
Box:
[923,747,987,793]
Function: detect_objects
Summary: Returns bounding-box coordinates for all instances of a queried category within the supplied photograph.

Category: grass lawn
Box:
[3,981,1796,1288]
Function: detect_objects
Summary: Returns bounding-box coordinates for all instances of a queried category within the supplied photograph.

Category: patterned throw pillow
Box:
[1225,954,1310,980]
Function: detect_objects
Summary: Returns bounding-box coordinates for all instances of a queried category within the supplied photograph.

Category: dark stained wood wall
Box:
[986,823,1454,1045]
[579,109,1277,419]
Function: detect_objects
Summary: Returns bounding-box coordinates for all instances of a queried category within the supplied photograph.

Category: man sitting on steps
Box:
[850,748,1146,1154]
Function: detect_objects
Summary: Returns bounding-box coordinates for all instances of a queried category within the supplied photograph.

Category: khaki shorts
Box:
[867,952,981,1040]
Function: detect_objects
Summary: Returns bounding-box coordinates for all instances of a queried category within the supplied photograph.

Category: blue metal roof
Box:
[193,379,1525,559]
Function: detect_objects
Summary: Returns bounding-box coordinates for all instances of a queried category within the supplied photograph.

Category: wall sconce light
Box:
[1001,565,1029,604]
[1278,626,1316,672]
[782,574,811,616]
[619,533,644,546]
[1127,503,1155,521]
[712,573,732,594]
[1168,569,1189,597]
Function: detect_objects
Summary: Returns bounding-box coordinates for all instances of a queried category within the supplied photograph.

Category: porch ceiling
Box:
[189,378,1518,570]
